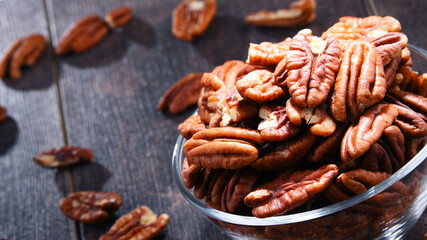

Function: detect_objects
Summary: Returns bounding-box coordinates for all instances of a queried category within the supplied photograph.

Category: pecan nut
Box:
[100,205,169,240]
[276,29,341,108]
[245,0,316,28]
[194,168,217,199]
[392,103,427,138]
[105,6,132,28]
[257,103,299,141]
[158,72,203,114]
[244,164,338,217]
[246,38,291,66]
[331,41,387,123]
[182,157,202,189]
[205,170,234,210]
[172,0,217,41]
[56,15,109,55]
[388,86,427,116]
[406,136,427,161]
[222,168,258,213]
[59,191,122,224]
[0,34,46,79]
[33,146,93,168]
[178,115,206,139]
[399,72,427,97]
[307,123,348,162]
[369,32,408,66]
[341,104,398,162]
[0,106,6,122]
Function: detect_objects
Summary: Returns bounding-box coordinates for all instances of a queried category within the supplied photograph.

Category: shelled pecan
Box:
[182,158,202,189]
[178,115,206,139]
[59,191,122,224]
[307,123,348,162]
[0,34,46,79]
[33,146,93,168]
[206,170,235,210]
[246,38,291,66]
[100,206,169,240]
[388,86,427,115]
[391,103,427,138]
[172,0,217,41]
[222,168,258,212]
[158,72,203,114]
[257,103,299,141]
[0,106,6,122]
[369,32,408,66]
[105,6,132,28]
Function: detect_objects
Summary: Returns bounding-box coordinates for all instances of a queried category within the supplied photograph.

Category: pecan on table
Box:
[341,104,398,162]
[158,72,203,115]
[0,106,6,122]
[245,0,316,28]
[105,6,132,28]
[0,34,46,79]
[330,41,386,123]
[172,0,217,41]
[56,15,109,55]
[59,191,122,224]
[33,146,93,168]
[182,157,202,189]
[100,205,169,240]
[222,168,258,213]
[257,103,299,142]
[251,134,317,171]
[246,38,291,66]
[275,29,341,108]
[307,123,348,162]
[178,115,206,139]
[388,86,427,116]
[244,164,338,218]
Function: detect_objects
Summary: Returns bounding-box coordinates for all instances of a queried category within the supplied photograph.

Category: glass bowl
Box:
[172,45,427,240]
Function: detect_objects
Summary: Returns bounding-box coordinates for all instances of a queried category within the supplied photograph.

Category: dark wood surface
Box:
[0,0,425,239]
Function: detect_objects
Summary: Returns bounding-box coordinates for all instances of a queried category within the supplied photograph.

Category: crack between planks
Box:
[41,1,82,240]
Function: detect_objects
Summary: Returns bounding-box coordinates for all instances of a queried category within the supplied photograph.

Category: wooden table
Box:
[0,0,425,239]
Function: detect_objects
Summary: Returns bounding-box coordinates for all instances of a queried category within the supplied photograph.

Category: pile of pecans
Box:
[174,15,427,224]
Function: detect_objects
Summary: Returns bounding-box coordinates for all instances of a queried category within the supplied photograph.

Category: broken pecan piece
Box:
[222,168,258,212]
[178,115,206,139]
[246,38,291,66]
[56,15,109,55]
[245,164,338,218]
[59,191,122,224]
[158,72,203,114]
[0,106,6,122]
[245,0,316,28]
[100,205,169,240]
[105,6,132,28]
[33,146,93,168]
[257,104,299,141]
[172,0,217,41]
[331,41,386,123]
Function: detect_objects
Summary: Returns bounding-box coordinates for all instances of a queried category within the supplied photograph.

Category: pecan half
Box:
[251,134,317,171]
[369,32,407,66]
[244,164,338,218]
[172,0,217,41]
[307,123,348,162]
[400,73,427,97]
[276,29,341,108]
[222,168,258,212]
[56,15,109,55]
[341,104,398,162]
[33,146,93,168]
[100,206,169,240]
[182,158,202,189]
[383,54,401,88]
[406,136,427,161]
[331,41,386,123]
[392,103,427,138]
[0,106,6,122]
[206,170,234,210]
[158,72,203,114]
[59,191,122,224]
[0,34,46,79]
[388,86,427,116]
[178,115,206,139]
[246,38,291,66]
[257,104,299,141]
[245,0,316,28]
[105,6,132,28]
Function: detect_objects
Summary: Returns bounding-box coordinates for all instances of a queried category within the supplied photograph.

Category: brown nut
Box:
[244,164,338,218]
[307,123,348,162]
[182,157,202,189]
[369,32,408,66]
[0,106,6,122]
[194,168,217,199]
[0,34,46,79]
[178,115,206,139]
[383,54,401,88]
[158,72,203,114]
[330,41,386,123]
[33,146,93,168]
[245,0,316,28]
[257,104,299,142]
[341,104,398,162]
[105,6,132,28]
[392,103,427,138]
[206,170,234,210]
[56,15,109,55]
[172,0,217,41]
[59,191,122,224]
[246,38,291,66]
[401,73,427,97]
[388,86,427,116]
[406,136,427,160]
[276,29,341,108]
[100,205,169,240]
[222,168,259,213]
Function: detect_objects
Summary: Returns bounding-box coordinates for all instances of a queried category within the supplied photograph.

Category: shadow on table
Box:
[121,16,156,48]
[0,117,18,155]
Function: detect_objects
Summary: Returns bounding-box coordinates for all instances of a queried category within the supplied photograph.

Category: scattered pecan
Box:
[172,0,217,41]
[257,104,299,142]
[276,29,341,108]
[245,164,338,218]
[369,32,407,66]
[59,191,122,224]
[388,86,427,115]
[100,205,169,240]
[222,168,258,212]
[245,0,316,28]
[33,146,93,168]
[105,6,132,28]
[307,123,348,162]
[341,104,398,162]
[158,72,203,114]
[251,134,317,171]
[330,41,386,123]
[0,106,6,122]
[178,115,206,139]
[56,15,109,55]
[246,38,291,66]
[182,158,202,189]
[0,34,46,79]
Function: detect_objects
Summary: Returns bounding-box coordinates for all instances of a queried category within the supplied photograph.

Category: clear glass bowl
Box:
[172,45,427,240]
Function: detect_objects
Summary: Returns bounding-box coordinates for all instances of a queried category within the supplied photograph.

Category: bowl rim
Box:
[171,45,427,226]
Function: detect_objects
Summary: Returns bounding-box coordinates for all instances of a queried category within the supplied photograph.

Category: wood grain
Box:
[0,0,75,239]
